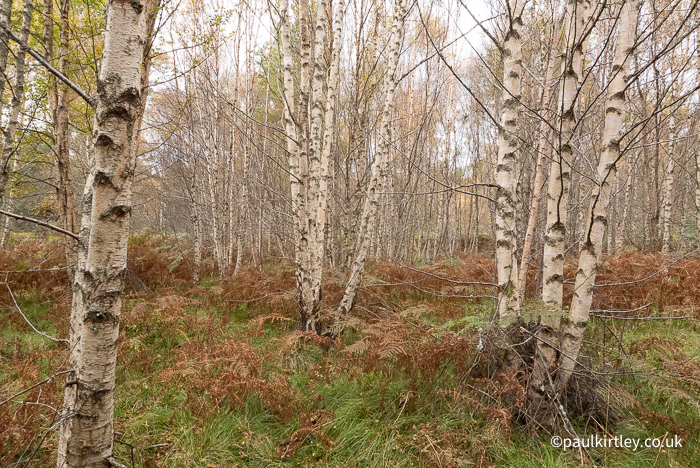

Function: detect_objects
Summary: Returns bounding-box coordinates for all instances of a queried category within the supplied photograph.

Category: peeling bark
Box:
[57,0,157,465]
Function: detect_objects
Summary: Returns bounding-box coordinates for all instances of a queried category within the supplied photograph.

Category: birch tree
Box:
[526,0,592,407]
[57,0,159,465]
[556,0,641,393]
[44,0,79,275]
[540,0,590,308]
[494,0,525,321]
[0,0,33,201]
[335,0,410,327]
[661,104,676,255]
[696,34,700,243]
[278,0,347,332]
[514,6,564,308]
[0,0,12,104]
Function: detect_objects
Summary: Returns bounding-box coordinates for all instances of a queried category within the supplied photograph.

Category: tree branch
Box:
[3,282,70,344]
[0,19,94,107]
[0,209,79,240]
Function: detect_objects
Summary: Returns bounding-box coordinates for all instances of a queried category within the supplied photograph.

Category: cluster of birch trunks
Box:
[0,0,699,464]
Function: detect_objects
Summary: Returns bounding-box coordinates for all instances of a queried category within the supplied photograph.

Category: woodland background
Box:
[1,0,700,466]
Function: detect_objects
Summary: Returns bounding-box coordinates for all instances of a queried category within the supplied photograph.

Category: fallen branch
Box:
[590,303,653,314]
[591,314,692,321]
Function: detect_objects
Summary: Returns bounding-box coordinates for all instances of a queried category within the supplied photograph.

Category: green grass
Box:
[3,284,700,467]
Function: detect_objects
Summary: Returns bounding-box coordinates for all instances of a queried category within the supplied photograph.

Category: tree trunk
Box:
[280,0,311,329]
[696,33,700,246]
[514,8,564,308]
[190,162,202,284]
[495,0,525,322]
[529,0,590,422]
[557,0,640,392]
[0,0,33,201]
[301,0,331,330]
[57,0,156,465]
[0,157,18,248]
[615,154,634,253]
[0,0,13,106]
[335,0,409,326]
[661,107,676,255]
[45,0,79,277]
[280,0,346,332]
[541,0,590,308]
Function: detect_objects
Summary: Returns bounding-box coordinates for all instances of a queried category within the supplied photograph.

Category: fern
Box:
[344,339,369,355]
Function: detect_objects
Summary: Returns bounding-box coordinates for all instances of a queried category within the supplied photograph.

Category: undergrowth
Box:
[1,235,699,467]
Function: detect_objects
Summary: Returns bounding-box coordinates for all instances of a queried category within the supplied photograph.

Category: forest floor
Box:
[1,234,700,467]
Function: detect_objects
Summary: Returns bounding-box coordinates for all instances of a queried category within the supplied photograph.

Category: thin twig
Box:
[394,261,497,287]
[106,457,128,468]
[4,282,69,344]
[590,303,653,314]
[591,314,692,321]
[0,370,71,407]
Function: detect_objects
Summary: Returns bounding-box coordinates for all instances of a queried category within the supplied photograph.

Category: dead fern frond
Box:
[378,339,409,359]
[343,339,369,356]
[276,412,335,459]
[247,314,294,337]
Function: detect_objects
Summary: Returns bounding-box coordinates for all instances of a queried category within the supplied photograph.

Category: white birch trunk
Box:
[0,0,32,200]
[279,0,346,331]
[232,17,246,275]
[336,0,409,323]
[434,80,455,259]
[615,156,634,253]
[317,0,343,258]
[0,0,12,106]
[46,0,79,275]
[302,0,330,330]
[57,0,153,465]
[495,0,525,322]
[187,153,202,283]
[279,0,313,328]
[514,8,564,308]
[696,34,700,245]
[661,109,676,255]
[541,0,590,308]
[697,149,700,247]
[295,0,314,326]
[234,132,250,275]
[0,157,18,248]
[528,0,591,415]
[557,0,640,392]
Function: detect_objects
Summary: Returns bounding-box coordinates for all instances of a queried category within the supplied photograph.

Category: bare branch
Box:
[4,282,69,344]
[0,18,94,107]
[0,209,79,241]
